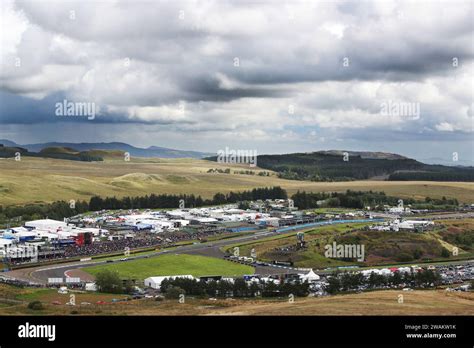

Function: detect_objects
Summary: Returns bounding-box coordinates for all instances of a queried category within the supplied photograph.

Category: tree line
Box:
[0,186,287,225]
[88,186,287,211]
[389,171,474,182]
[246,152,474,182]
[326,269,441,294]
[160,277,310,298]
[0,187,459,225]
[291,190,459,210]
[0,200,89,224]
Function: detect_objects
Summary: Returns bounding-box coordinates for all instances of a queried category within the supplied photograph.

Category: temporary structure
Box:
[144,275,194,289]
[300,269,320,282]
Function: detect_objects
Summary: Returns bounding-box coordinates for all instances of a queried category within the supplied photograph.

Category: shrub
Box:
[396,252,414,262]
[94,270,124,294]
[165,287,185,300]
[413,249,423,259]
[27,301,43,310]
[440,248,450,258]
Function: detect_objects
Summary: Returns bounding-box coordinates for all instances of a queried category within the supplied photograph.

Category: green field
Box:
[82,254,254,280]
[1,157,473,205]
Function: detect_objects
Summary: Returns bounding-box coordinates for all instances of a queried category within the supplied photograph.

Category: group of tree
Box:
[255,152,427,181]
[290,190,458,210]
[325,269,442,294]
[88,186,287,211]
[240,152,474,182]
[1,186,461,227]
[94,270,134,294]
[0,187,287,224]
[160,277,310,298]
[0,200,89,224]
[389,170,474,182]
[207,168,231,174]
[193,168,272,177]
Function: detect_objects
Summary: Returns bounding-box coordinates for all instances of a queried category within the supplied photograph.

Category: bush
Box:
[441,248,451,258]
[413,249,423,259]
[27,301,43,310]
[396,252,414,262]
[165,287,185,300]
[95,270,124,294]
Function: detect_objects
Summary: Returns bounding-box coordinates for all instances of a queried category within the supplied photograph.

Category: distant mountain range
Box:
[1,139,472,182]
[0,139,212,159]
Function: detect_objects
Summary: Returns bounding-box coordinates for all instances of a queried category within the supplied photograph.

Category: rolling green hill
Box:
[0,156,473,206]
[0,144,104,162]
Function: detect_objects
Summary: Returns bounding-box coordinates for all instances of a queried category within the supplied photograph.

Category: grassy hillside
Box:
[225,220,474,268]
[0,283,472,315]
[0,157,473,206]
[435,219,474,253]
[1,140,211,159]
[0,145,104,162]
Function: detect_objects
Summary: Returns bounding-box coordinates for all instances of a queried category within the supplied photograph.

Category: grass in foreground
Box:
[82,254,254,280]
[0,285,472,316]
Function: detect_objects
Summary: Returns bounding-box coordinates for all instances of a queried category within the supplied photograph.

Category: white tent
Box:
[300,269,320,282]
[144,275,194,289]
[0,238,13,247]
[85,283,98,291]
[25,219,67,231]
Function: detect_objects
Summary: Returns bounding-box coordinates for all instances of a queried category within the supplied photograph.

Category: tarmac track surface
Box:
[13,228,299,283]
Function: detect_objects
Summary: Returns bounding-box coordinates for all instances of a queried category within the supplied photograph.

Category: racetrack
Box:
[8,228,301,284]
[5,211,473,283]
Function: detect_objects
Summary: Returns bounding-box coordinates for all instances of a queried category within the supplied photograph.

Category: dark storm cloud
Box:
[180,75,289,102]
[0,0,472,165]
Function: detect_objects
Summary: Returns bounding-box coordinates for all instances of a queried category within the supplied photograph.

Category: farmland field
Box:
[1,157,473,205]
[82,254,254,280]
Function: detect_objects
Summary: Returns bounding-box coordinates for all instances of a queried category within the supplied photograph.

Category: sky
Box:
[0,0,473,165]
